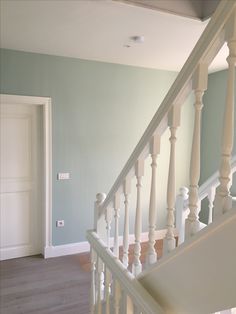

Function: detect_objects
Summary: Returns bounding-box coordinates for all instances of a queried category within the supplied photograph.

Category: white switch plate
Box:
[56,220,64,227]
[57,172,70,180]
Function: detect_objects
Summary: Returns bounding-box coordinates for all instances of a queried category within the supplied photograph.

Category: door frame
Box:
[0,94,52,257]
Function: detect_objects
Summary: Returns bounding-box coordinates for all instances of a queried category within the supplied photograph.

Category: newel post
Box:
[214,12,236,217]
[185,63,208,238]
[94,193,107,241]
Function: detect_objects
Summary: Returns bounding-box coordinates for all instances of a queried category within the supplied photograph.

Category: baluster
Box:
[208,187,216,224]
[113,279,121,314]
[104,209,112,313]
[121,291,133,314]
[163,105,181,253]
[133,304,142,314]
[96,257,104,314]
[114,193,120,258]
[105,207,112,249]
[185,63,208,238]
[146,134,161,265]
[104,208,112,313]
[214,21,236,217]
[90,249,97,313]
[104,266,112,314]
[132,159,144,276]
[123,178,131,268]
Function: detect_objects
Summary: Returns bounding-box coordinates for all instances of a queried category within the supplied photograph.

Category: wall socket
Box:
[56,220,65,227]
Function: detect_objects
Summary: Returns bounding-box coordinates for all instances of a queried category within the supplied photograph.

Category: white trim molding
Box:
[0,94,52,258]
[44,241,90,258]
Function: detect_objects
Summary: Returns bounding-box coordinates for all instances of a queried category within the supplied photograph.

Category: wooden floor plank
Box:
[0,254,90,314]
[0,238,176,313]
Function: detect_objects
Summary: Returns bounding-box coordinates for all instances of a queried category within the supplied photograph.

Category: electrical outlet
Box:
[56,220,64,227]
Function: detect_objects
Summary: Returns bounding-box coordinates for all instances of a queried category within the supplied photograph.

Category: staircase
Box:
[86,1,236,313]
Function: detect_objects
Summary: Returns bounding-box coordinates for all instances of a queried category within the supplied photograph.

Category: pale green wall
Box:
[200,69,236,223]
[201,69,236,184]
[0,49,194,245]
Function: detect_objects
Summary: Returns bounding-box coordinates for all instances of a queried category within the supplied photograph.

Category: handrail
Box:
[199,155,236,200]
[87,230,164,314]
[101,0,236,212]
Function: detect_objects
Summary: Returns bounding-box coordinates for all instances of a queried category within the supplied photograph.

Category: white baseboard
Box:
[43,228,177,259]
[44,241,90,258]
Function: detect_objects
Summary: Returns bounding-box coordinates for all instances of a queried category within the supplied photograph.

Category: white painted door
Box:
[0,103,43,260]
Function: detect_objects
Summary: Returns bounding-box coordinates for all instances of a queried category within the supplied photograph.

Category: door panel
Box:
[1,191,31,247]
[1,114,32,179]
[0,103,42,260]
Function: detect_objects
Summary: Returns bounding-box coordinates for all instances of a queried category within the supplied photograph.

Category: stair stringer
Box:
[138,208,236,314]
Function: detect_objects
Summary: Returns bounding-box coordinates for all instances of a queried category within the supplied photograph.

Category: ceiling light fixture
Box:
[130,35,145,43]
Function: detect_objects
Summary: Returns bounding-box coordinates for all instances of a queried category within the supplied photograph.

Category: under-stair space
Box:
[87,1,236,313]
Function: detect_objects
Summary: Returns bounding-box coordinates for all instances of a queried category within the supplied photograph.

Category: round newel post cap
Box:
[96,193,106,204]
[179,186,189,197]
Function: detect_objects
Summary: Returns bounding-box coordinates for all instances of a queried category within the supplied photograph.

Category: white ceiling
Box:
[0,0,227,72]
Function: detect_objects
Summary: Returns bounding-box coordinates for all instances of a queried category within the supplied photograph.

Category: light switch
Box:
[57,172,70,180]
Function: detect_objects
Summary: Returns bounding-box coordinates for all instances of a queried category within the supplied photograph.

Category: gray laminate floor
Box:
[0,254,90,314]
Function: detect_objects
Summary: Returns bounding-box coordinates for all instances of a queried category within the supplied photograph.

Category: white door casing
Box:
[0,94,52,260]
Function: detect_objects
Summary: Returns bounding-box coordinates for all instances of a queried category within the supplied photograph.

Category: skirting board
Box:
[44,228,178,259]
[44,241,90,259]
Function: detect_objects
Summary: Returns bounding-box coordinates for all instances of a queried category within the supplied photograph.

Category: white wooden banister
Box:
[214,14,236,217]
[146,134,161,265]
[87,230,164,314]
[163,105,181,254]
[133,159,144,276]
[98,0,235,217]
[185,63,208,239]
[88,3,236,313]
